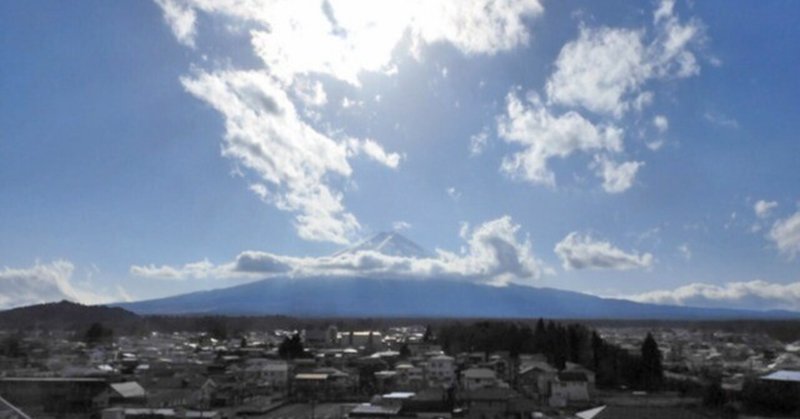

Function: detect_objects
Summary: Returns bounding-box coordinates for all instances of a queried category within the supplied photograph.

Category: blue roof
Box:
[761,370,800,382]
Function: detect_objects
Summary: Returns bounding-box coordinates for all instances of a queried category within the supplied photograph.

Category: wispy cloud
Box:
[704,111,739,129]
[754,199,778,219]
[446,187,461,201]
[0,261,125,309]
[555,232,653,271]
[469,126,491,156]
[392,221,411,231]
[629,280,800,311]
[181,70,368,244]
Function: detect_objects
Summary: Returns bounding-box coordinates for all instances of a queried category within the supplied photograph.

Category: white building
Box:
[426,354,455,385]
[243,359,289,389]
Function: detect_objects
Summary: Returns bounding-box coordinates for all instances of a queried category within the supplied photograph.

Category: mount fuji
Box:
[117,232,800,320]
[332,231,434,259]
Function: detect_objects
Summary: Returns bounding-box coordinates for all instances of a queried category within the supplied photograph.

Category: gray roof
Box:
[0,395,31,419]
[350,403,402,416]
[761,370,800,382]
[110,381,146,398]
[462,368,495,379]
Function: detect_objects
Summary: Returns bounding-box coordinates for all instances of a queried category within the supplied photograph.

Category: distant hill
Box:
[0,300,140,331]
[116,277,800,320]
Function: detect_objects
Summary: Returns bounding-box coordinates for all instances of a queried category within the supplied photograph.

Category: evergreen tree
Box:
[279,333,305,359]
[423,325,434,342]
[533,318,546,353]
[399,342,411,358]
[591,331,603,372]
[640,332,663,390]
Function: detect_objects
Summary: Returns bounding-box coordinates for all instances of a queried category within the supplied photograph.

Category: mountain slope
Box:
[116,277,800,320]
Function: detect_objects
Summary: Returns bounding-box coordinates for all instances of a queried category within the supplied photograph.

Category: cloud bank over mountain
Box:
[131,216,551,286]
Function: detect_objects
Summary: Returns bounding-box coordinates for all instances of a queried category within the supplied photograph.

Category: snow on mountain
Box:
[333,231,433,259]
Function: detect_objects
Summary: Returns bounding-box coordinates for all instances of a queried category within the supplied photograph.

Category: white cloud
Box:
[154,0,197,48]
[546,26,647,118]
[769,211,800,259]
[469,127,490,156]
[497,91,623,187]
[131,216,550,286]
[346,138,403,169]
[181,70,366,244]
[629,280,800,311]
[704,111,739,129]
[446,187,461,200]
[678,243,692,260]
[646,139,665,151]
[392,221,411,231]
[754,199,778,219]
[129,259,223,281]
[0,261,122,309]
[341,97,363,109]
[293,78,328,108]
[592,155,644,193]
[156,0,543,86]
[546,0,704,117]
[653,115,669,133]
[554,232,653,271]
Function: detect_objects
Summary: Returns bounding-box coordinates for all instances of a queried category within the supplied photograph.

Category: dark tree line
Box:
[436,320,664,391]
[84,322,114,345]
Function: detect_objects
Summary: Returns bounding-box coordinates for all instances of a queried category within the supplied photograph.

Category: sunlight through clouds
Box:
[154,0,544,244]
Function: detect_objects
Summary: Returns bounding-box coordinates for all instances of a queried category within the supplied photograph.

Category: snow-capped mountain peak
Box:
[333,231,433,259]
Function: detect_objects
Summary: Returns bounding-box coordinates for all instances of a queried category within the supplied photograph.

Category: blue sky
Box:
[1,0,800,311]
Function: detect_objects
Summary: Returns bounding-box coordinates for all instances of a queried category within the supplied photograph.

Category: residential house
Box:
[517,361,557,400]
[549,371,590,407]
[461,368,497,391]
[426,355,456,385]
[394,364,424,390]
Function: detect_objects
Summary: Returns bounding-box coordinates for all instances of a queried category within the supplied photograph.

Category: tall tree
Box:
[640,332,663,390]
[279,333,305,359]
[591,331,603,372]
[399,342,411,358]
[423,325,434,342]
